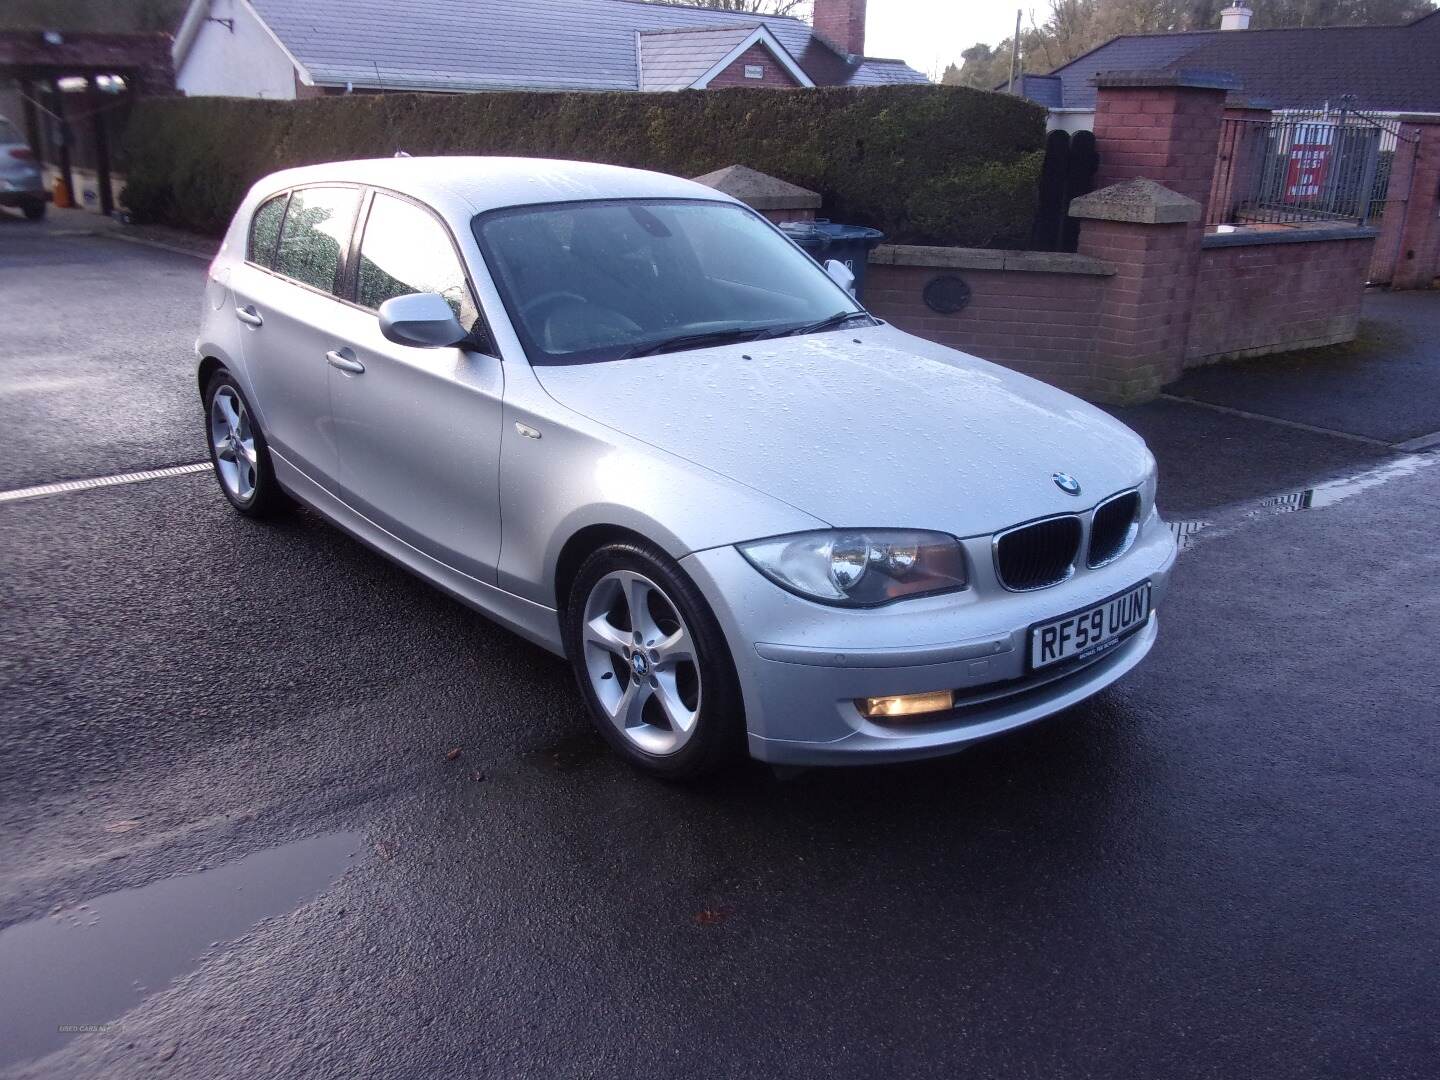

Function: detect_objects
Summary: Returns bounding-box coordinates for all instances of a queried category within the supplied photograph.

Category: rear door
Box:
[326,190,505,582]
[230,184,362,490]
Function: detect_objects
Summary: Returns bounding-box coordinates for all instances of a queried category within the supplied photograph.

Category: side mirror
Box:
[824,258,857,297]
[378,292,467,348]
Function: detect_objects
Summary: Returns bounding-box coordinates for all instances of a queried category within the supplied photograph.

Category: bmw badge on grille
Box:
[1053,472,1081,496]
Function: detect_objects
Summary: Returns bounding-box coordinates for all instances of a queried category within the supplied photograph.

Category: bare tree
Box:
[650,1,812,17]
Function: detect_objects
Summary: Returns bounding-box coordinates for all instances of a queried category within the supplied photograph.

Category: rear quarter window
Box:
[248,193,288,268]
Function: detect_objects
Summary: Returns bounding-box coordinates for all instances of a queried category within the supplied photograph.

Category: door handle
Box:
[326,348,365,375]
[235,305,264,327]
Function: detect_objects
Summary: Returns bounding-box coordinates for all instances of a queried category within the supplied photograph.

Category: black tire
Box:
[203,369,290,518]
[22,201,45,221]
[564,541,746,779]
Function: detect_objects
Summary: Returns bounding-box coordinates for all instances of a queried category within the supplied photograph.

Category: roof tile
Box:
[245,0,926,92]
[1037,11,1440,112]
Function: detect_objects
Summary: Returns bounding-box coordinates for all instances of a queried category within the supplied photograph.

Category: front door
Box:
[327,190,505,582]
[231,184,362,490]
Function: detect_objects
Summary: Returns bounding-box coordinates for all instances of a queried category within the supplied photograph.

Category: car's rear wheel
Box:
[204,371,288,518]
[565,542,745,778]
[22,201,46,221]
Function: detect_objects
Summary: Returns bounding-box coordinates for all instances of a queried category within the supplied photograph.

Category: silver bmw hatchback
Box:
[197,157,1176,777]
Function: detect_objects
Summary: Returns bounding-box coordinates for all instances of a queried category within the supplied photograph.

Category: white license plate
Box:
[1029,581,1151,670]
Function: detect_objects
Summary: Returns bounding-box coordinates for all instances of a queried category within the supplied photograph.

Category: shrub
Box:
[119,85,1045,246]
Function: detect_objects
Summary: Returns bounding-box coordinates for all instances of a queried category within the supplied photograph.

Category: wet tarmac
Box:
[1167,290,1440,445]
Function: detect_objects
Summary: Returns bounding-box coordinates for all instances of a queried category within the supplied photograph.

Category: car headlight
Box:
[737,529,967,607]
[1140,451,1159,518]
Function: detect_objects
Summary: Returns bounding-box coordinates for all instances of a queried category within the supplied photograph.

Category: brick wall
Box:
[1389,119,1440,290]
[707,44,802,89]
[863,228,1376,403]
[1187,232,1378,363]
[852,76,1379,404]
[866,249,1110,398]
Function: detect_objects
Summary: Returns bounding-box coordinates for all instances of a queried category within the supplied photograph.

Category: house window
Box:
[744,64,765,80]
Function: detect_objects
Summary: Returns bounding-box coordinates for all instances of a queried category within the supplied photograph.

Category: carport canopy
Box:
[0,30,174,216]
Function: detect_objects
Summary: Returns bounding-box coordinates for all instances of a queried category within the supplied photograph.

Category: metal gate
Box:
[1208,102,1421,233]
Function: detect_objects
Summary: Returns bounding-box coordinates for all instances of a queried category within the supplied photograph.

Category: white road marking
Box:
[1392,430,1440,453]
[0,376,92,396]
[1158,393,1395,448]
[0,463,211,505]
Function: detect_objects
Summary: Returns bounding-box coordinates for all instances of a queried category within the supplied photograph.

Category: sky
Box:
[864,1,1024,81]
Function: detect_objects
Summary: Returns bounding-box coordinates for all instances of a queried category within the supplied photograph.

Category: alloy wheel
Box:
[209,386,258,502]
[581,569,702,756]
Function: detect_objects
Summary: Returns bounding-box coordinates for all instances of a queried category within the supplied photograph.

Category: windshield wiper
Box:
[761,310,874,339]
[621,327,768,358]
[620,311,873,358]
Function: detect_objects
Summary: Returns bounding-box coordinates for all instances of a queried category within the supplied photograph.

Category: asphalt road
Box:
[1169,289,1440,446]
[2,219,1438,1079]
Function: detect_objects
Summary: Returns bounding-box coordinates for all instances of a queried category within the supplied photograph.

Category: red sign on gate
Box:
[1285,142,1331,199]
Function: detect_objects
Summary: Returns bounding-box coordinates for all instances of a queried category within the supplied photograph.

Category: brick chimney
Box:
[814,0,867,58]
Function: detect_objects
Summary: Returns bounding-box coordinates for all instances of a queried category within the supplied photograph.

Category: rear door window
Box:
[273,186,360,294]
[248,192,288,268]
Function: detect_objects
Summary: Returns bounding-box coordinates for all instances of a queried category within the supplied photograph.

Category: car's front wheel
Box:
[565,541,745,778]
[204,370,288,518]
[22,201,46,221]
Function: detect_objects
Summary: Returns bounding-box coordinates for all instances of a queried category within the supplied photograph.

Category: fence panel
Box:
[1207,108,1416,229]
[1031,129,1098,253]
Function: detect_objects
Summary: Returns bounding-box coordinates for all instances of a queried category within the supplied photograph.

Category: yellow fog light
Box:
[858,690,954,720]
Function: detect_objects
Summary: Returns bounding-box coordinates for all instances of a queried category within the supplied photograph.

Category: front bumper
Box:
[681,510,1178,765]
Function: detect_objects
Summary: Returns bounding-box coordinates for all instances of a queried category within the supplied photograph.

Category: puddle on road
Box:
[1166,453,1438,553]
[1167,517,1214,551]
[0,831,361,1070]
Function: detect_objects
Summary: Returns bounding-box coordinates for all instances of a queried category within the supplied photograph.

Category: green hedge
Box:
[119,85,1045,247]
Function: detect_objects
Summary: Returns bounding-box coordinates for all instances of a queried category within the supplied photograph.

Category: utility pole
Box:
[1007,8,1021,94]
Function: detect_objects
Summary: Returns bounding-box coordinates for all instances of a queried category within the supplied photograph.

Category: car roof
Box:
[252,156,737,218]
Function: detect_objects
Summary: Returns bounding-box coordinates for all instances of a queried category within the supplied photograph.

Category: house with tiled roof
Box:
[171,0,926,99]
[1015,4,1440,131]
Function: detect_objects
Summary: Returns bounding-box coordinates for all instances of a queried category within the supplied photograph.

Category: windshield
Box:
[473,199,868,363]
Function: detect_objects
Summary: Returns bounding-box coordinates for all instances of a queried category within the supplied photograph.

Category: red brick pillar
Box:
[1387,118,1440,290]
[1091,72,1234,218]
[1070,179,1203,402]
[1067,74,1231,402]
